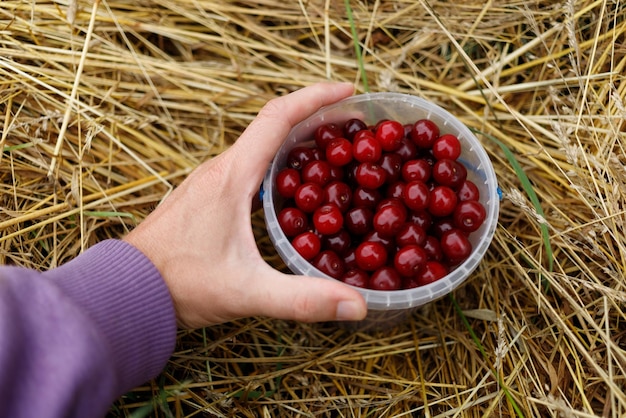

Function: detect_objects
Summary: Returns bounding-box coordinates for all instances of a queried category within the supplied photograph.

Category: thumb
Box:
[245,267,367,323]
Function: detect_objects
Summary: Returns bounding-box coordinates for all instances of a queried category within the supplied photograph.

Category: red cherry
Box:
[395,222,427,247]
[408,210,432,231]
[343,118,368,139]
[428,185,457,217]
[292,231,321,261]
[394,137,418,162]
[342,269,370,288]
[345,207,374,236]
[355,241,388,271]
[375,120,405,151]
[431,217,456,238]
[322,230,352,255]
[423,235,443,261]
[278,207,309,237]
[353,134,382,163]
[314,122,343,149]
[313,250,346,279]
[362,230,395,254]
[326,138,353,166]
[373,203,407,237]
[453,200,486,233]
[313,203,344,235]
[403,181,430,211]
[353,129,375,142]
[355,162,387,189]
[410,119,440,148]
[432,159,467,188]
[394,245,427,277]
[402,159,431,183]
[432,134,462,160]
[379,153,403,184]
[370,266,401,290]
[302,160,332,186]
[276,168,301,199]
[457,180,480,201]
[287,146,315,170]
[440,229,473,265]
[352,187,382,209]
[294,182,324,212]
[324,181,352,212]
[415,261,449,286]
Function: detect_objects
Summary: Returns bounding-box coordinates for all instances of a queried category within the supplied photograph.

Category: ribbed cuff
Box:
[44,239,177,392]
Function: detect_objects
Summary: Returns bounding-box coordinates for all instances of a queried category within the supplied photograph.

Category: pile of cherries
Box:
[274,117,487,291]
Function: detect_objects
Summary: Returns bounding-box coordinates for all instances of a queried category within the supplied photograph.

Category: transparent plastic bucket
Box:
[262,92,499,330]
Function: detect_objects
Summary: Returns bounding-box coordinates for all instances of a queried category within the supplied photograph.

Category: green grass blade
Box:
[344,0,369,93]
[83,211,135,221]
[471,128,554,273]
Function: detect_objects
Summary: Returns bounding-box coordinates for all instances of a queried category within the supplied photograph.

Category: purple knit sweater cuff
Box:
[43,239,177,392]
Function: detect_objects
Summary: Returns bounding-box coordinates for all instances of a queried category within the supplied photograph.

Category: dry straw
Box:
[1,0,625,416]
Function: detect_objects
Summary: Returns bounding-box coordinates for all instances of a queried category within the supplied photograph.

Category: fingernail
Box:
[336,300,366,321]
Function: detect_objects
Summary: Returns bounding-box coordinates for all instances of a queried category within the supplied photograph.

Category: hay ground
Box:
[1,0,625,416]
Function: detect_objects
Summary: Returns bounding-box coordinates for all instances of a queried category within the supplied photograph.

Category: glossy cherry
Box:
[302,160,332,186]
[326,138,353,166]
[457,180,480,201]
[402,159,431,183]
[355,241,388,271]
[353,134,382,163]
[294,182,324,213]
[428,185,457,217]
[432,159,467,189]
[287,146,315,170]
[440,229,472,265]
[410,119,440,149]
[345,207,374,236]
[352,186,382,209]
[355,162,387,189]
[370,266,401,290]
[403,181,430,211]
[373,203,407,237]
[415,261,449,286]
[324,181,352,212]
[313,203,343,235]
[379,153,403,184]
[322,230,352,255]
[314,122,343,149]
[292,231,321,261]
[432,134,462,160]
[395,222,427,247]
[344,118,369,139]
[375,120,405,151]
[394,245,427,277]
[313,250,345,279]
[278,207,309,237]
[342,268,369,288]
[453,200,486,233]
[276,168,301,199]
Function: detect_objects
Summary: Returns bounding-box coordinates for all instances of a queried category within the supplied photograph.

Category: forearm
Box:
[0,240,177,418]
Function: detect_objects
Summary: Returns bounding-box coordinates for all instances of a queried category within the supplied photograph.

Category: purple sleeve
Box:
[0,239,177,418]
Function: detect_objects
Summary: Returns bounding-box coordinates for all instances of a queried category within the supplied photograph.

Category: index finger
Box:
[230,82,355,185]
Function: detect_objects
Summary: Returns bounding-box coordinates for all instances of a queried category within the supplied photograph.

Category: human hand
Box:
[124,82,367,329]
